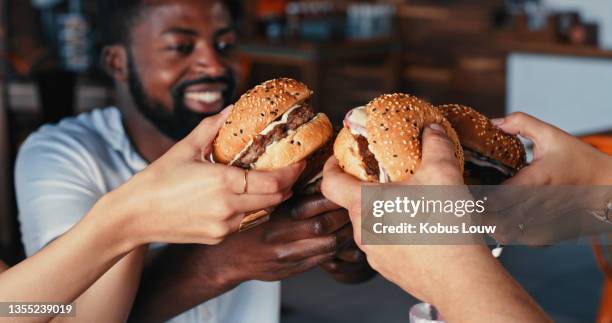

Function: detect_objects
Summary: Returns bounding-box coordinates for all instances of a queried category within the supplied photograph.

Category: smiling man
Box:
[15,0,373,322]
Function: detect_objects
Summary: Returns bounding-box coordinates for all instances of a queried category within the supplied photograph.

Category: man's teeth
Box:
[186,92,222,104]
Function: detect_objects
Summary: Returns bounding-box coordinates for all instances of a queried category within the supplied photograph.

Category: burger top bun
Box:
[214,78,312,164]
[367,94,463,182]
[439,104,526,171]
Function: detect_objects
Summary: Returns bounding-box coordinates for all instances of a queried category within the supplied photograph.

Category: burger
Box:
[214,78,333,170]
[213,78,333,229]
[438,104,527,185]
[334,93,463,183]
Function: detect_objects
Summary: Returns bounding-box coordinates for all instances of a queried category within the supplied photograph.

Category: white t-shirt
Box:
[15,107,280,323]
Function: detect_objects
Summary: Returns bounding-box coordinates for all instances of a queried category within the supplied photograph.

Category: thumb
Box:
[184,105,233,152]
[421,124,459,167]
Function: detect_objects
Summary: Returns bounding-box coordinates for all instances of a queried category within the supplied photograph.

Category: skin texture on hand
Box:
[477,112,612,245]
[129,202,358,322]
[203,202,355,284]
[290,194,376,284]
[492,112,612,186]
[322,124,552,323]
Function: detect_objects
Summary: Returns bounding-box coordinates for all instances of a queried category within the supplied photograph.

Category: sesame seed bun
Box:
[439,104,526,173]
[213,78,333,171]
[334,127,377,182]
[214,78,313,164]
[335,94,464,183]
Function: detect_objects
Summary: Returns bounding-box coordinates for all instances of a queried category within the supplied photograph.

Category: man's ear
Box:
[102,45,129,82]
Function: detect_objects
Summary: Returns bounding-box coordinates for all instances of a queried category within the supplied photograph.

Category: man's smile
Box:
[182,83,228,113]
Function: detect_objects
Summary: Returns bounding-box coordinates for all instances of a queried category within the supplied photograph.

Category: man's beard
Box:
[126,55,235,141]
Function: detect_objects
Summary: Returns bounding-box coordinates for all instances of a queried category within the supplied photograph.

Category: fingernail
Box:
[428,124,446,134]
[491,118,504,126]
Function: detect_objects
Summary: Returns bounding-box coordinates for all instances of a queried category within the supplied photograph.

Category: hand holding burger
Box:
[213,78,333,229]
[492,112,612,186]
[108,109,302,245]
[322,119,549,323]
[334,93,463,183]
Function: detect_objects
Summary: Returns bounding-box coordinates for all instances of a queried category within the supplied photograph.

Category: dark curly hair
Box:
[99,0,242,46]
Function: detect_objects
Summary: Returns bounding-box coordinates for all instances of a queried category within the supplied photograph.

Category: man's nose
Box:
[190,44,226,77]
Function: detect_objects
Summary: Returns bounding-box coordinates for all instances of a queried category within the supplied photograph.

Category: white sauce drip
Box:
[305,171,323,185]
[230,104,303,166]
[345,106,389,183]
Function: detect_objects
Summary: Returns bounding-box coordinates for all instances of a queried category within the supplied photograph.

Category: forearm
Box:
[426,247,550,323]
[129,244,238,323]
[0,195,141,323]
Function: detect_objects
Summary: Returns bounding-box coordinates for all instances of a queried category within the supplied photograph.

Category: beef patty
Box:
[232,104,316,168]
[356,135,380,178]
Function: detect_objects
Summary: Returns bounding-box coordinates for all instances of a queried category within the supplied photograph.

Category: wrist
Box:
[195,245,243,291]
[88,190,144,254]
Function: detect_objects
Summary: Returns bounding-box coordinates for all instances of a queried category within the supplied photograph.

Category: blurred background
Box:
[0,0,611,322]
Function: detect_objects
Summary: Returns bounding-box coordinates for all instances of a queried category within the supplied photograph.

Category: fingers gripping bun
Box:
[367,94,463,182]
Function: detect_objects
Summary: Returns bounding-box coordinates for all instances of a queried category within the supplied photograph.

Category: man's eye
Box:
[169,44,194,55]
[216,41,235,54]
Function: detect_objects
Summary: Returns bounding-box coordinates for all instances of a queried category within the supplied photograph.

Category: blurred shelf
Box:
[498,40,612,60]
[238,37,401,62]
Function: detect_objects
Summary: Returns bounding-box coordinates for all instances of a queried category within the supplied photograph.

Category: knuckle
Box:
[274,249,290,262]
[207,237,224,245]
[209,223,230,240]
[437,163,461,177]
[327,235,340,253]
[271,192,286,205]
[265,177,282,192]
[427,132,453,147]
[320,177,333,197]
[508,112,528,123]
[311,218,325,236]
[214,198,234,217]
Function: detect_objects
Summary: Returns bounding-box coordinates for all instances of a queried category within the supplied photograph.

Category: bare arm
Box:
[6,111,302,323]
[128,244,236,323]
[400,245,550,323]
[0,195,143,323]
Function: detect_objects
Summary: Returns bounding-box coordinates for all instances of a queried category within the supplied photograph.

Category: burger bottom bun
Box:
[334,128,378,182]
[253,113,333,171]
